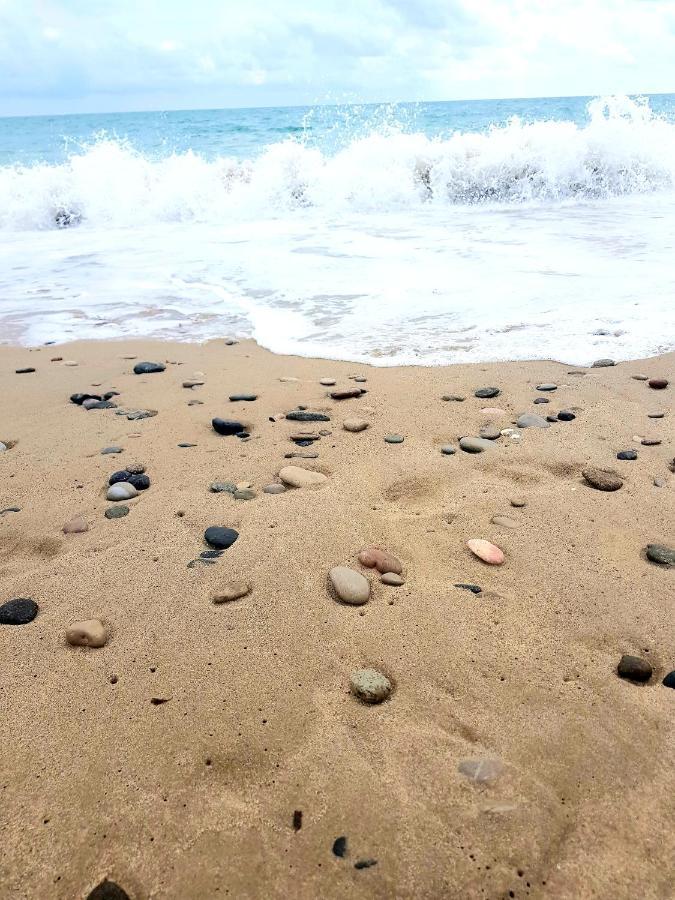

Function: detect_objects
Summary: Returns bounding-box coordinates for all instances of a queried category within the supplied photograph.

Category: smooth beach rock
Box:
[582,467,623,492]
[212,417,245,435]
[533,397,549,404]
[645,543,675,566]
[467,539,505,565]
[384,434,404,444]
[330,388,364,400]
[558,410,576,421]
[516,413,550,428]
[440,445,457,455]
[654,477,667,488]
[286,411,330,422]
[617,450,638,460]
[109,470,131,485]
[101,446,123,454]
[124,463,145,475]
[662,671,675,689]
[279,466,328,488]
[62,516,89,534]
[204,526,239,550]
[648,410,665,419]
[617,654,652,683]
[641,438,661,446]
[491,515,519,528]
[87,400,117,410]
[107,483,138,501]
[343,418,368,432]
[458,758,503,784]
[263,483,286,494]
[329,567,370,605]
[133,361,165,374]
[648,378,668,389]
[0,442,7,452]
[319,377,336,386]
[86,879,131,900]
[66,619,107,648]
[229,393,257,401]
[459,436,494,453]
[350,669,391,703]
[279,376,299,382]
[183,379,205,388]
[381,572,404,586]
[632,374,649,380]
[234,489,256,500]
[212,582,251,603]
[15,367,36,374]
[474,387,500,399]
[358,546,403,575]
[442,394,465,402]
[478,425,501,441]
[510,497,527,507]
[105,505,129,519]
[592,358,616,367]
[128,474,150,490]
[536,383,557,391]
[210,481,236,493]
[0,598,38,625]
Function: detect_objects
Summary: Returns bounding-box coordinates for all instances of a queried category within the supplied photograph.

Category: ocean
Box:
[1,94,674,365]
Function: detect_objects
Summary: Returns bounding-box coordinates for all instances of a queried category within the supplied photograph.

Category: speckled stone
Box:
[105,505,129,519]
[329,566,370,605]
[384,434,404,444]
[349,669,392,703]
[0,597,38,625]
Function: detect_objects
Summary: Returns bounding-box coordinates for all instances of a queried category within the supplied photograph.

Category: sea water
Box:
[1,94,674,365]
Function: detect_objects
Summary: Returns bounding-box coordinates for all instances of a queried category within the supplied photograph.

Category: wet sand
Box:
[0,339,673,900]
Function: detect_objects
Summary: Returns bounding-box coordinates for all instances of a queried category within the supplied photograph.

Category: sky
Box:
[1,0,675,116]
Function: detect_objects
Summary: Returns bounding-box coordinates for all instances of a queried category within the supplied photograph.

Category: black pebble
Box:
[212,418,245,436]
[103,391,120,400]
[178,442,198,448]
[293,810,303,831]
[286,411,330,422]
[133,361,165,374]
[662,671,675,689]
[0,598,38,625]
[70,392,101,405]
[617,654,652,683]
[355,859,378,870]
[455,583,482,594]
[128,474,150,490]
[204,526,239,550]
[229,393,257,401]
[15,367,36,374]
[474,387,500,398]
[294,439,314,447]
[235,432,250,439]
[546,415,558,423]
[617,450,638,460]
[108,470,131,486]
[558,410,576,421]
[332,836,347,858]
[533,397,549,404]
[89,400,117,409]
[86,879,131,900]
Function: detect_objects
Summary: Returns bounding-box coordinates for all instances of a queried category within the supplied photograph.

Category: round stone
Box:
[474,387,500,399]
[329,567,370,605]
[381,572,404,586]
[533,397,549,404]
[212,582,251,603]
[128,474,150,490]
[591,358,616,367]
[478,425,501,440]
[86,879,131,900]
[62,516,89,534]
[510,497,527,507]
[353,376,367,383]
[459,436,494,453]
[343,418,368,432]
[648,378,668,389]
[107,483,138,501]
[358,547,403,575]
[279,466,328,488]
[210,481,236,493]
[108,470,131,485]
[645,543,675,566]
[349,669,392,704]
[204,526,239,550]
[384,434,404,444]
[536,383,557,391]
[440,445,457,455]
[124,463,146,475]
[66,619,107,648]
[105,505,129,519]
[212,418,245,436]
[0,597,38,625]
[632,374,649,380]
[617,450,638,460]
[516,413,550,428]
[133,361,165,374]
[558,410,576,421]
[617,654,652,683]
[263,483,286,494]
[467,539,505,565]
[319,378,336,386]
[582,467,623,492]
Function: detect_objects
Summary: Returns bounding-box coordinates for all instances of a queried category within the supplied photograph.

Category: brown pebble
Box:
[358,546,403,575]
[212,582,251,604]
[509,497,527,508]
[66,619,107,648]
[381,572,404,586]
[62,515,89,534]
[648,378,668,390]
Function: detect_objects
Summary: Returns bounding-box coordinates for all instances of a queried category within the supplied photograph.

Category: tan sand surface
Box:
[0,340,674,899]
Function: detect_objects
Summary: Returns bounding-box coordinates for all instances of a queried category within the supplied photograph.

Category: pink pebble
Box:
[467,539,505,565]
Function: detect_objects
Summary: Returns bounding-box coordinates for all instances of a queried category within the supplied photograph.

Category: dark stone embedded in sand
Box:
[0,507,21,516]
[0,597,38,625]
[592,358,616,367]
[455,583,482,594]
[103,391,120,400]
[128,474,150,490]
[88,400,117,409]
[204,526,239,550]
[332,836,347,858]
[558,410,576,421]
[355,859,378,870]
[533,397,549,404]
[15,367,36,374]
[133,361,165,374]
[617,654,652,683]
[105,505,129,519]
[109,470,131,486]
[648,378,668,390]
[86,879,131,900]
[582,466,623,492]
[101,447,123,454]
[229,393,257,401]
[286,411,331,422]
[662,671,675,689]
[646,543,675,566]
[71,392,101,405]
[474,387,500,398]
[212,418,245,435]
[617,450,638,460]
[546,415,558,423]
[330,388,365,400]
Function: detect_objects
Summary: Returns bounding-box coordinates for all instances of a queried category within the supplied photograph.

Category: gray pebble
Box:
[536,383,557,391]
[384,434,404,444]
[440,445,457,455]
[459,436,494,453]
[381,572,404,586]
[210,482,237,493]
[101,447,123,454]
[233,489,256,500]
[105,505,129,519]
[592,358,616,367]
[516,413,550,429]
[107,483,138,501]
[263,484,286,494]
[478,425,501,440]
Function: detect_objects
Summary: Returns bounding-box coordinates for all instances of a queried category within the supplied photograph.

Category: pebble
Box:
[0,506,21,516]
[263,483,286,494]
[319,378,336,386]
[384,434,404,444]
[187,400,203,406]
[15,367,36,374]
[204,526,239,550]
[442,394,465,402]
[358,546,403,575]
[105,505,129,519]
[0,442,7,452]
[467,539,505,565]
[129,474,150,490]
[279,377,299,382]
[533,397,549,404]
[330,388,364,400]
[212,418,245,435]
[286,411,330,422]
[101,446,123,454]
[133,361,165,374]
[455,583,482,594]
[654,477,666,488]
[641,438,661,446]
[109,470,131,485]
[107,483,138,501]
[632,374,649,380]
[662,671,675,689]
[582,467,623,492]
[86,879,131,900]
[617,450,638,460]
[458,758,503,784]
[285,452,319,459]
[516,413,550,428]
[558,410,576,421]
[71,392,100,405]
[329,567,370,605]
[182,379,205,388]
[381,572,404,586]
[349,669,391,703]
[178,442,198,448]
[234,489,256,500]
[212,582,251,603]
[0,597,38,625]
[648,378,668,390]
[536,383,557,391]
[645,543,675,566]
[591,358,616,367]
[279,466,328,488]
[647,412,665,418]
[125,463,146,475]
[491,515,519,528]
[459,436,494,453]
[474,387,500,398]
[63,360,78,366]
[343,418,369,432]
[66,619,108,648]
[229,393,257,401]
[440,445,457,455]
[353,376,367,383]
[617,654,652,683]
[210,481,236,493]
[510,497,527,507]
[62,516,89,534]
[124,409,157,421]
[478,425,501,440]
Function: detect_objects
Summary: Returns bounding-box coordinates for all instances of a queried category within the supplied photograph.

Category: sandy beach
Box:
[0,338,673,900]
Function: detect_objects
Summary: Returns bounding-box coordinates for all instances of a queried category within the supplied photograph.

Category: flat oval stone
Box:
[458,758,503,784]
[212,582,251,603]
[592,358,616,367]
[662,671,675,689]
[343,418,368,432]
[467,539,505,565]
[66,619,107,648]
[204,526,239,550]
[15,367,36,374]
[459,436,494,453]
[210,481,236,493]
[86,879,131,900]
[106,483,138,501]
[646,543,675,566]
[381,572,404,586]
[358,547,403,575]
[350,668,391,703]
[533,397,549,404]
[133,361,165,374]
[582,467,623,491]
[263,483,286,494]
[648,411,665,418]
[286,411,330,422]
[558,410,576,421]
[440,445,457,455]
[319,378,336,386]
[329,567,370,605]
[641,438,661,446]
[233,489,256,500]
[510,497,527,507]
[0,597,38,625]
[212,418,245,435]
[474,387,500,398]
[617,654,652,682]
[63,516,89,534]
[330,388,364,400]
[491,515,519,528]
[384,434,404,444]
[516,413,550,428]
[105,505,129,519]
[536,383,557,391]
[279,466,328,488]
[229,393,257,401]
[478,425,501,440]
[101,446,123,454]
[108,470,131,485]
[632,374,649,380]
[617,450,638,460]
[648,378,668,389]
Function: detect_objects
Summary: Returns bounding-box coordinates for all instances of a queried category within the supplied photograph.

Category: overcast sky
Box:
[1,0,674,116]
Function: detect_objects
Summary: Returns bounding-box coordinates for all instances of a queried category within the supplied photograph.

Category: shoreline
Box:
[1,337,673,899]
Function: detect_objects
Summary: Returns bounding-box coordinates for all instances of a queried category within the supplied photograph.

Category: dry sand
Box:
[0,339,674,900]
